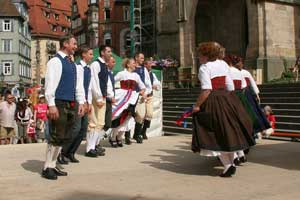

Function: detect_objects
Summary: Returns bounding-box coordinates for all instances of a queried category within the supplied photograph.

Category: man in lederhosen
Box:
[42,35,85,180]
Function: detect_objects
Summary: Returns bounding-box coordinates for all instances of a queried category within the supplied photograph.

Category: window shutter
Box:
[0,20,3,32]
[11,20,14,32]
[11,62,14,75]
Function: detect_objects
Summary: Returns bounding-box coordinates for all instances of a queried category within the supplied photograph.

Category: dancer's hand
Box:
[193,106,200,113]
[111,98,116,104]
[153,85,158,91]
[78,104,85,117]
[49,106,59,120]
[96,101,105,108]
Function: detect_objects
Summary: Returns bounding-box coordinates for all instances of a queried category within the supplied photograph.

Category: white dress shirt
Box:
[77,60,92,104]
[90,57,106,103]
[136,66,152,95]
[107,70,115,99]
[45,51,85,106]
[149,71,161,90]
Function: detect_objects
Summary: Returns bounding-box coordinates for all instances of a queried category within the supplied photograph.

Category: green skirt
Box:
[235,90,260,130]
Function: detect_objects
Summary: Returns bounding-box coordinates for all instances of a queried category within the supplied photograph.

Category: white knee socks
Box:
[86,130,99,152]
[44,144,61,170]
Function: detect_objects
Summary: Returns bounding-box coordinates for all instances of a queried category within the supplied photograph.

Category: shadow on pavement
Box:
[59,191,166,200]
[141,148,223,176]
[247,141,300,171]
[21,160,44,174]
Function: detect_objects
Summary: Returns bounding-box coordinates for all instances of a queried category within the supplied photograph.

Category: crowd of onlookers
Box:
[0,90,48,145]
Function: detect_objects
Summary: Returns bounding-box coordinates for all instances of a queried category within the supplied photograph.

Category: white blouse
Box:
[241,69,260,94]
[229,67,247,89]
[114,69,146,90]
[198,60,234,91]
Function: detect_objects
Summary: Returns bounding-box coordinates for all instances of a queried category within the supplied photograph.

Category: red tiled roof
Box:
[76,0,88,19]
[26,0,72,38]
[0,0,21,17]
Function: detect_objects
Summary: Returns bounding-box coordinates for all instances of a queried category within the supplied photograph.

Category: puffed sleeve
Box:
[198,65,212,90]
[248,71,260,94]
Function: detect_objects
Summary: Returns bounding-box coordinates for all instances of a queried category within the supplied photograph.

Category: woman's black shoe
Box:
[125,137,131,145]
[234,158,241,166]
[42,168,58,180]
[109,139,118,148]
[220,166,236,178]
[116,139,123,147]
[239,156,247,163]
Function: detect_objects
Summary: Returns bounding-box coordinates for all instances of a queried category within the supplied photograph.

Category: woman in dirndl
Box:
[109,58,146,147]
[226,55,259,165]
[192,42,255,177]
[239,61,271,134]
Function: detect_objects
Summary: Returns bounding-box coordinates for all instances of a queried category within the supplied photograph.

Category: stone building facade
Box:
[0,0,31,88]
[155,0,300,83]
[26,0,72,85]
[72,0,130,57]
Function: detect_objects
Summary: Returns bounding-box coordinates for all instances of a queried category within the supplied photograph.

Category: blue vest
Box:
[108,71,115,94]
[55,54,76,101]
[149,71,154,85]
[96,60,108,97]
[77,62,91,101]
[134,66,145,92]
[135,66,145,83]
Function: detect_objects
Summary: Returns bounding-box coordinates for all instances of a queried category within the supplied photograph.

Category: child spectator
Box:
[34,95,48,142]
[263,105,276,138]
[27,118,37,143]
[16,99,33,144]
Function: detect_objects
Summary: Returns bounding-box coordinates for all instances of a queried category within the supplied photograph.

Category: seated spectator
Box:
[263,105,276,138]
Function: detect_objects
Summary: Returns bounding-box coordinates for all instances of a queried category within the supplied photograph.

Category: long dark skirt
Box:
[192,90,255,153]
[244,87,271,132]
[235,90,260,131]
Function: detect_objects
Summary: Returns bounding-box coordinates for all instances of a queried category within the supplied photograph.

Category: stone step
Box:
[163,125,193,135]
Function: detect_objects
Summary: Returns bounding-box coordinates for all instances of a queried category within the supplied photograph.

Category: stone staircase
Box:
[163,83,300,139]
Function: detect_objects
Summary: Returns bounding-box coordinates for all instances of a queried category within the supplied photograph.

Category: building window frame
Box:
[124,6,130,21]
[54,14,59,20]
[2,39,12,53]
[104,9,111,21]
[3,20,12,32]
[2,61,13,76]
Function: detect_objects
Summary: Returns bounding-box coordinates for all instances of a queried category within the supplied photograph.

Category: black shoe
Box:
[220,166,236,177]
[244,148,250,155]
[42,168,58,180]
[234,158,241,166]
[85,150,98,157]
[116,139,123,147]
[125,131,132,145]
[54,167,68,176]
[95,145,106,153]
[109,138,118,148]
[57,153,69,165]
[66,154,79,163]
[239,156,247,163]
[134,135,143,144]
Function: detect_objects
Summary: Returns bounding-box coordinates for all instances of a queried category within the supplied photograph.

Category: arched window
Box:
[104,32,111,46]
